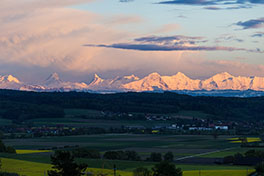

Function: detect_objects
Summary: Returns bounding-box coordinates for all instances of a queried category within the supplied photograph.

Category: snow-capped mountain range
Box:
[1,72,264,95]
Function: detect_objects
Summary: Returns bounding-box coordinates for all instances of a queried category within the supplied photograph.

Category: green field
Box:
[3,134,240,151]
[1,134,258,175]
[201,147,264,158]
[25,109,212,128]
[0,157,254,176]
[0,118,12,126]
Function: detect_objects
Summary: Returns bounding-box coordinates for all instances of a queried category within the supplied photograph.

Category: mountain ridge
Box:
[1,72,264,93]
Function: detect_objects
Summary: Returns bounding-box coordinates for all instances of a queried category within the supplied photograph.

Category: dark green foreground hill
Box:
[0,89,263,121]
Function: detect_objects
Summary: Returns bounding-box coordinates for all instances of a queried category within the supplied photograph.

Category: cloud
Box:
[134,35,204,43]
[159,0,217,5]
[214,34,244,43]
[158,0,264,5]
[0,0,134,74]
[105,15,143,25]
[120,0,134,2]
[251,32,264,37]
[86,43,254,52]
[204,4,252,10]
[1,0,263,83]
[85,35,261,52]
[237,0,264,4]
[236,17,264,29]
[204,6,222,10]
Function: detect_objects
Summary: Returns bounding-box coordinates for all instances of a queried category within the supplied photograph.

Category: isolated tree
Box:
[48,150,88,176]
[163,152,174,162]
[152,161,182,176]
[133,167,152,176]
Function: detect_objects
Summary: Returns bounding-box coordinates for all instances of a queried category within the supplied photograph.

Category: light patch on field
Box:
[183,169,255,176]
[228,138,239,140]
[228,137,262,143]
[16,150,52,154]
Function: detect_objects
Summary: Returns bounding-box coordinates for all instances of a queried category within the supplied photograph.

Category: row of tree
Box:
[71,148,174,162]
[133,162,182,176]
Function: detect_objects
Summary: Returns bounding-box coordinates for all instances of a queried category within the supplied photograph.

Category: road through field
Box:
[175,147,238,161]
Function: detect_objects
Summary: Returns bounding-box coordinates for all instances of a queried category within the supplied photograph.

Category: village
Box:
[1,112,263,139]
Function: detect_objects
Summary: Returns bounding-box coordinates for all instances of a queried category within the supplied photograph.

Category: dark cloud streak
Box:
[85,43,259,52]
[251,32,264,37]
[158,0,264,5]
[236,18,264,29]
[85,35,262,53]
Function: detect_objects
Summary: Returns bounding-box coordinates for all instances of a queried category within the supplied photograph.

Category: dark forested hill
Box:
[0,89,263,121]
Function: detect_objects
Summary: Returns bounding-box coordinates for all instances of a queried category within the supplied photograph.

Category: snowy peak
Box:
[211,72,233,80]
[49,72,60,81]
[123,74,139,81]
[0,74,24,90]
[0,75,20,83]
[40,73,88,91]
[88,74,104,87]
[88,74,140,90]
[162,72,200,90]
[147,72,161,78]
[1,72,264,93]
[201,72,234,90]
[94,73,101,80]
[44,72,62,85]
[123,72,168,91]
[173,72,189,79]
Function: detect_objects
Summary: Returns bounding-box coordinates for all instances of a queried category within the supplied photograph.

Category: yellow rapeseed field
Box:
[16,150,52,154]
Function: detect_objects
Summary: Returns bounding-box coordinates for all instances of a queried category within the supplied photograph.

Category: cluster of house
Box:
[1,125,76,136]
[125,123,229,131]
[188,125,228,131]
[145,115,171,121]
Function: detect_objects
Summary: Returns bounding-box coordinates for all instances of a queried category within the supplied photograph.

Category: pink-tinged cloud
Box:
[106,15,144,25]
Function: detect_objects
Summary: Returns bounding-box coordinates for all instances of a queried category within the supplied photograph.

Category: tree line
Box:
[1,90,264,121]
[71,148,174,162]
